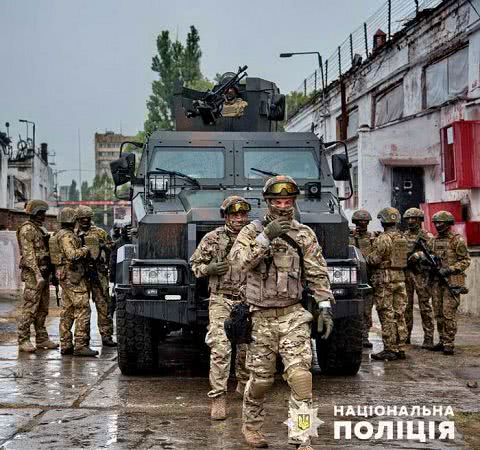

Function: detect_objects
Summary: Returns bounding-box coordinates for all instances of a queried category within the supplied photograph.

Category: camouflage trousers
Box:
[59,281,91,350]
[405,270,434,341]
[362,292,373,340]
[206,294,249,398]
[17,270,50,344]
[373,276,408,353]
[243,303,313,443]
[432,283,460,350]
[89,271,114,338]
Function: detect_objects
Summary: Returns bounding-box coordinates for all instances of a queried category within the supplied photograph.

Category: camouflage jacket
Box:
[222,98,248,118]
[349,230,375,258]
[190,226,245,296]
[56,228,89,290]
[76,225,113,271]
[16,220,51,279]
[228,219,333,307]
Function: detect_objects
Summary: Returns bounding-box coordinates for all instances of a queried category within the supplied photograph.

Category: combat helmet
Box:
[57,207,77,224]
[432,210,455,225]
[76,205,94,218]
[25,199,49,216]
[220,196,251,218]
[403,208,424,220]
[262,175,300,199]
[352,209,372,223]
[377,207,401,224]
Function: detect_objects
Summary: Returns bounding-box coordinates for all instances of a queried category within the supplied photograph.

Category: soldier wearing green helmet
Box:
[75,205,116,347]
[228,175,334,448]
[16,199,59,353]
[403,208,434,348]
[366,207,409,361]
[190,195,251,420]
[427,210,470,355]
[349,209,376,348]
[50,207,98,356]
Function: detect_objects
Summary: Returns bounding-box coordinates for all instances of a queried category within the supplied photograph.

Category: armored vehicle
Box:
[110,67,370,376]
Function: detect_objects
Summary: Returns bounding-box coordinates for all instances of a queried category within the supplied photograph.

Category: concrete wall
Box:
[461,253,480,316]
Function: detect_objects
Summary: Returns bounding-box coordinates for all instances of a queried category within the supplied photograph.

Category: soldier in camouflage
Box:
[76,206,116,347]
[428,211,470,355]
[228,176,334,449]
[190,196,251,421]
[221,86,248,118]
[403,208,434,348]
[366,207,408,362]
[349,209,375,348]
[16,200,59,353]
[51,207,98,356]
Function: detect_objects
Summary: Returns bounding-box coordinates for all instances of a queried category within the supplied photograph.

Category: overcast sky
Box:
[1,0,385,187]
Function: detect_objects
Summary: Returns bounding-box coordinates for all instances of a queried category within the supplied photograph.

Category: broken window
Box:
[374,83,404,126]
[336,107,359,140]
[425,47,468,108]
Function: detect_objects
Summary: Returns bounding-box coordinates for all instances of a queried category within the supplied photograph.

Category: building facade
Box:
[286,0,480,315]
[95,132,134,177]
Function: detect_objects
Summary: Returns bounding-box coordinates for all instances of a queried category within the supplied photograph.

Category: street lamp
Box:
[280,52,325,92]
[19,119,36,153]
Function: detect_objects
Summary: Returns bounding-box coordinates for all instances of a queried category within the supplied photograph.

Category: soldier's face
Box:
[226,211,249,232]
[79,217,91,229]
[355,220,369,232]
[34,211,46,224]
[270,198,294,209]
[225,88,237,101]
[434,221,450,234]
[406,217,420,230]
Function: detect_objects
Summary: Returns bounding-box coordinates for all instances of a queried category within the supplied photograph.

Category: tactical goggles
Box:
[266,182,299,196]
[226,202,251,214]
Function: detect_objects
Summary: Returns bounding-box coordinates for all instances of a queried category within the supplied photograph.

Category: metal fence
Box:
[293,0,444,96]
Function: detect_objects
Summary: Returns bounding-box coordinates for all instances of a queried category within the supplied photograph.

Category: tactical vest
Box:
[349,231,374,257]
[55,228,86,286]
[432,234,466,287]
[378,231,408,270]
[209,227,246,296]
[49,230,65,266]
[16,221,51,272]
[404,229,430,253]
[245,220,303,308]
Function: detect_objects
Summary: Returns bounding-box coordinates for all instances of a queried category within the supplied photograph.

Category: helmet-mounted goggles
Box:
[226,201,251,215]
[265,182,300,196]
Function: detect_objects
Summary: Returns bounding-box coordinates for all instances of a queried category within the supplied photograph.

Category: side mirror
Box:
[267,94,286,121]
[332,154,350,181]
[110,153,135,187]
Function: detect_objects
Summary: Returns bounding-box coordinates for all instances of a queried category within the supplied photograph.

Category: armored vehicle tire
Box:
[116,294,158,375]
[316,316,363,376]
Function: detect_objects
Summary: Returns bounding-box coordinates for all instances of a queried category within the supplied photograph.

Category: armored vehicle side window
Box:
[244,148,319,179]
[151,147,225,179]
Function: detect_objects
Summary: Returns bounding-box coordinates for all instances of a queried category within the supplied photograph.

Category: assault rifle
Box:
[413,237,468,301]
[187,65,248,124]
[40,230,60,306]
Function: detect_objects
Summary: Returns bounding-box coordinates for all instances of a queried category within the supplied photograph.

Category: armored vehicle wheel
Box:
[116,294,158,375]
[316,316,363,376]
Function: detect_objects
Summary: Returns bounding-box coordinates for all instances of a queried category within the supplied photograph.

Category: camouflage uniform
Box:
[190,210,249,399]
[229,176,334,446]
[366,208,408,357]
[16,201,55,349]
[76,206,115,342]
[222,98,248,118]
[428,213,470,352]
[52,213,91,351]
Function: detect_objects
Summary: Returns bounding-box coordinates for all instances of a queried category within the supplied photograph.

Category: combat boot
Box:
[443,347,455,355]
[362,337,373,348]
[74,347,99,357]
[36,339,59,350]
[242,425,268,448]
[211,394,227,420]
[236,381,246,396]
[61,347,74,355]
[371,350,398,361]
[102,337,117,347]
[421,338,434,350]
[430,343,444,352]
[18,341,36,353]
[396,351,406,360]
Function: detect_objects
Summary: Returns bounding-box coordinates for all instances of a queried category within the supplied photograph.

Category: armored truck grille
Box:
[311,224,349,259]
[138,224,187,259]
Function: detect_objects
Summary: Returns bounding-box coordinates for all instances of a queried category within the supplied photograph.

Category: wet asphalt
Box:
[0,291,479,449]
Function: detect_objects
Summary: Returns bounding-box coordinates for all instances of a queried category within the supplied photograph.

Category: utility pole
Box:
[78,129,82,201]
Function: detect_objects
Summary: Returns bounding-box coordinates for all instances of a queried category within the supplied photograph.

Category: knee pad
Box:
[286,367,312,401]
[249,377,274,399]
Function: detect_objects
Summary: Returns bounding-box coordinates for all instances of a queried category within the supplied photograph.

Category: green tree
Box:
[81,181,90,200]
[144,26,205,133]
[68,180,79,201]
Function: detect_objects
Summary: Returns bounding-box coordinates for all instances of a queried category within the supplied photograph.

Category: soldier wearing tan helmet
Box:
[50,207,97,356]
[228,175,334,449]
[428,211,470,355]
[16,200,59,352]
[75,205,116,347]
[350,209,376,348]
[366,207,408,361]
[403,208,434,348]
[190,195,251,420]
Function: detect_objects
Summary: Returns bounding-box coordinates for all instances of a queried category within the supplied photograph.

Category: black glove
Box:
[206,260,229,276]
[438,267,453,278]
[317,307,334,339]
[264,218,291,240]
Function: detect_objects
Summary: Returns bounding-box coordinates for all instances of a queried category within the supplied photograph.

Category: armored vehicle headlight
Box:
[131,266,178,285]
[150,177,169,193]
[327,266,357,285]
